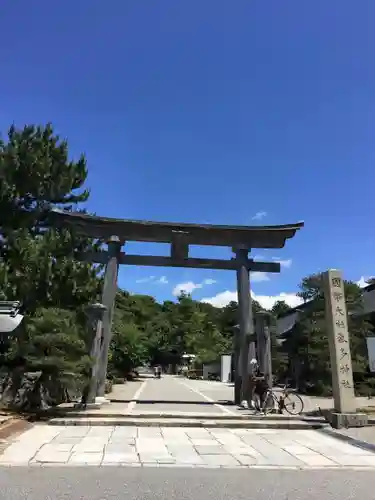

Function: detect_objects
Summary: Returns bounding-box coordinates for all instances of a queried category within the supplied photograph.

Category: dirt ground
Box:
[0,415,34,454]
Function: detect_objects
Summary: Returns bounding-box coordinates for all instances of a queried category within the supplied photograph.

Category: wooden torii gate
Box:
[48,208,303,405]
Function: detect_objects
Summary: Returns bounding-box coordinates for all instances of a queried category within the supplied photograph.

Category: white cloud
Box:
[201,290,303,310]
[250,272,270,282]
[203,278,217,285]
[136,275,168,285]
[172,270,270,298]
[252,211,267,221]
[156,276,168,285]
[251,292,303,310]
[201,290,237,307]
[173,281,202,296]
[135,276,155,284]
[172,278,216,297]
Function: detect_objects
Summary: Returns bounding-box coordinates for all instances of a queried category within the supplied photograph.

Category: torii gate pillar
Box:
[96,236,122,401]
[235,247,256,405]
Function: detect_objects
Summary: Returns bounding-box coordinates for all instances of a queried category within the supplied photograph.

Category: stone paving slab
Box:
[2,424,375,469]
[109,380,144,401]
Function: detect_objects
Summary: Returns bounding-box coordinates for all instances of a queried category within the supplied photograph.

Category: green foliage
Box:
[106,292,238,374]
[2,308,90,393]
[26,308,90,378]
[0,123,100,407]
[109,315,149,378]
[0,123,100,314]
[0,229,101,312]
[0,123,88,223]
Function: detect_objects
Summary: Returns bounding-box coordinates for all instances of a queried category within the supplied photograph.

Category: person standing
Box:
[249,358,269,410]
[240,358,258,409]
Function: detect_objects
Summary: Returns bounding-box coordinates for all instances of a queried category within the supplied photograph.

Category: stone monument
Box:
[323,269,368,428]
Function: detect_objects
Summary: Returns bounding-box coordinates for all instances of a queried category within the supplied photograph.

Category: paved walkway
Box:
[1,425,375,468]
[107,375,238,415]
[1,376,375,469]
[107,376,375,417]
[173,378,375,415]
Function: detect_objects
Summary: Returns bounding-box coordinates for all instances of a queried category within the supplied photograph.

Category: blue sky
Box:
[1,1,374,308]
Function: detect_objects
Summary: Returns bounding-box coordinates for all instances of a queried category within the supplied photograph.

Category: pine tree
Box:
[0,124,100,407]
[0,123,100,313]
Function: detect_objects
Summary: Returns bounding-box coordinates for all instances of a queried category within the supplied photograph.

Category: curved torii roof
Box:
[48,208,304,249]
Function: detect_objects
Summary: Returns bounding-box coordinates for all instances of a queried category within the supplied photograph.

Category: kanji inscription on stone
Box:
[341,379,352,389]
[332,277,342,288]
[337,332,348,344]
[333,292,343,303]
[323,269,355,413]
[335,306,345,316]
[339,347,348,359]
[340,364,350,374]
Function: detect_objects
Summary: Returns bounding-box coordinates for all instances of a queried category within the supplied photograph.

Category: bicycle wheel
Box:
[283,392,304,415]
[262,391,276,414]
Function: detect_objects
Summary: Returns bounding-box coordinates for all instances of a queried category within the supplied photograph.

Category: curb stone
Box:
[3,463,375,470]
[47,417,328,430]
[318,427,375,455]
[48,411,326,422]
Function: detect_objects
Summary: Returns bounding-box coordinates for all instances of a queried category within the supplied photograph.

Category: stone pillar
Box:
[96,236,122,401]
[323,269,367,428]
[235,247,254,404]
[82,303,107,406]
[255,312,273,389]
[233,325,241,404]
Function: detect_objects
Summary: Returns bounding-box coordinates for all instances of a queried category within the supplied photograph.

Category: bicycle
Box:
[253,384,304,416]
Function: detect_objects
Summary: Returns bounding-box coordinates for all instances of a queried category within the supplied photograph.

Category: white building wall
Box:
[220,355,232,383]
